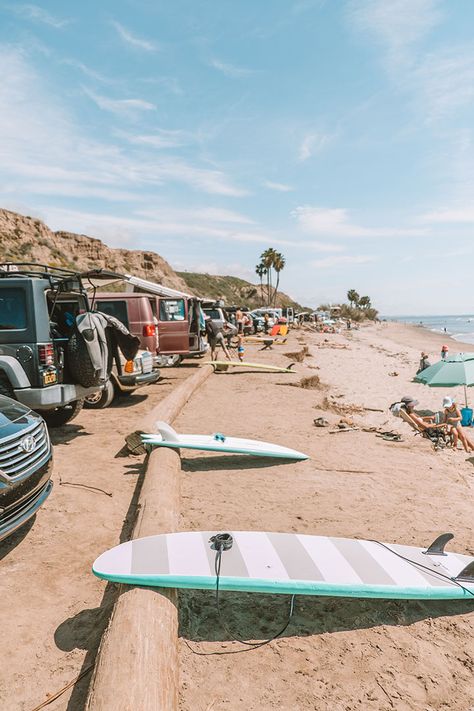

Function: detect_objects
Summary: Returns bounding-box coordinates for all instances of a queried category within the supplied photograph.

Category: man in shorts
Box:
[205,316,232,361]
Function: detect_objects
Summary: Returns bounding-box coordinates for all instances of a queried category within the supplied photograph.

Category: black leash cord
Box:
[369,540,474,598]
[185,540,296,656]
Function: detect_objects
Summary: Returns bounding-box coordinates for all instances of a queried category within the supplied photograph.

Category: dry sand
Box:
[176,323,474,711]
[2,322,474,710]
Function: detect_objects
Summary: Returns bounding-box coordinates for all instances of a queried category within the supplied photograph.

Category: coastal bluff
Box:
[0,208,302,308]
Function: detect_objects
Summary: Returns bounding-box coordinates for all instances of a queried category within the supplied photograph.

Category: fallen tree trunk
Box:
[86,364,212,711]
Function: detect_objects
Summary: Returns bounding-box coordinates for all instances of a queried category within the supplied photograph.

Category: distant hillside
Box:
[177,271,304,310]
[0,208,304,308]
[0,208,188,292]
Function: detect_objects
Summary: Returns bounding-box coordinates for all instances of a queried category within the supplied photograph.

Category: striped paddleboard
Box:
[92,531,474,600]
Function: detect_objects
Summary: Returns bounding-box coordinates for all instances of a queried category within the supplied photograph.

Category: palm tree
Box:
[261,248,277,306]
[272,252,286,306]
[255,262,267,305]
[358,295,371,309]
[347,289,360,308]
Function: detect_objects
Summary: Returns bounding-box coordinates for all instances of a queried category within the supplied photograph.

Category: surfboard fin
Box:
[155,421,180,443]
[287,362,295,370]
[455,561,474,583]
[422,532,454,556]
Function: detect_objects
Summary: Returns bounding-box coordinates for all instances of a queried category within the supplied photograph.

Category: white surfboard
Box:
[141,422,308,460]
[93,531,474,600]
[210,360,295,373]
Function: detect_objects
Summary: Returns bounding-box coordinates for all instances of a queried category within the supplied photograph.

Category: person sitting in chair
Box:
[399,396,451,443]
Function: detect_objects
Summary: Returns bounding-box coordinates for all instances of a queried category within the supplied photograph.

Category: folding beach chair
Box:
[398,408,450,450]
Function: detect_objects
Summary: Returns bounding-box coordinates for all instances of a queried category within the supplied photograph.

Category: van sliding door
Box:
[157,298,189,354]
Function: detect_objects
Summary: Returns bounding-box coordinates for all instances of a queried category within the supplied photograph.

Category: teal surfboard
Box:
[141,422,308,460]
[93,531,474,599]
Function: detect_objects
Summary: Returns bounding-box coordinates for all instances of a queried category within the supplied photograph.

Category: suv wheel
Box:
[39,399,84,427]
[84,380,115,409]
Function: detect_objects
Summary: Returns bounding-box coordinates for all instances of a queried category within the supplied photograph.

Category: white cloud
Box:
[118,129,190,149]
[9,4,70,28]
[348,0,442,66]
[63,60,114,84]
[293,206,427,237]
[0,46,249,204]
[111,21,158,52]
[311,255,376,268]
[420,207,474,224]
[414,48,474,121]
[298,132,331,161]
[83,88,155,118]
[209,59,256,78]
[263,180,293,192]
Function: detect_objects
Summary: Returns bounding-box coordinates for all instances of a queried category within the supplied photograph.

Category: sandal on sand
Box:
[314,417,329,428]
[125,430,147,455]
[376,432,403,441]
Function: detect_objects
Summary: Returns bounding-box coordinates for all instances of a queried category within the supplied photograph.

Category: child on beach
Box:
[442,397,474,453]
[237,335,245,362]
[441,345,449,360]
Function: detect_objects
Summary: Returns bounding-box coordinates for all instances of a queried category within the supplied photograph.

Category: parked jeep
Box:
[0,263,111,426]
[0,393,53,542]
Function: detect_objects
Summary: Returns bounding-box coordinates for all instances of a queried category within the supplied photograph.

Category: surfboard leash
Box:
[369,540,474,599]
[184,533,296,656]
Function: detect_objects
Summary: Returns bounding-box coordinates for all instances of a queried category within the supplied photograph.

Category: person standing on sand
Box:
[235,307,244,334]
[441,344,449,360]
[442,397,474,453]
[205,316,232,361]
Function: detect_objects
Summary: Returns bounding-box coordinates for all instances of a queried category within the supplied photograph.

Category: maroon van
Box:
[88,273,208,361]
[92,292,158,352]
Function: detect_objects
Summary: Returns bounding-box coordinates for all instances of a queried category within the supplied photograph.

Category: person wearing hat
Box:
[442,396,474,452]
[417,351,431,374]
[400,396,448,434]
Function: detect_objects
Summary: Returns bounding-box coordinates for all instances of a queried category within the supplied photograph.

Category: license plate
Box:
[43,371,57,385]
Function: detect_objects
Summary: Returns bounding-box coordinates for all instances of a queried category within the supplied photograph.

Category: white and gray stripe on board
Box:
[128,532,473,589]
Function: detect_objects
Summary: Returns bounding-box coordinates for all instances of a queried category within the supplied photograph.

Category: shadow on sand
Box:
[182,454,295,472]
[54,456,148,710]
[179,589,474,645]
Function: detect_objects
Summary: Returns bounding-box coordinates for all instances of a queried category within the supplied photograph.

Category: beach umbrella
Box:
[414,352,474,407]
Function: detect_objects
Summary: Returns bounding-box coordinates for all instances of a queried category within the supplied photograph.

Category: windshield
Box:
[203,308,222,320]
[0,288,27,330]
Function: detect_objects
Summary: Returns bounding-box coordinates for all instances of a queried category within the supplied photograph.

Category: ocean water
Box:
[389,315,474,345]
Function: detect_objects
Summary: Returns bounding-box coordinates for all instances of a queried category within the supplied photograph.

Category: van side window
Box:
[159,299,185,321]
[95,300,129,327]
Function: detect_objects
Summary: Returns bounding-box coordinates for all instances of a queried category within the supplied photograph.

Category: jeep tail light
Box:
[38,343,54,366]
[124,360,135,373]
[143,324,156,337]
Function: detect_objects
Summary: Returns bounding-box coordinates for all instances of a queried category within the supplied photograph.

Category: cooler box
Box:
[461,407,473,427]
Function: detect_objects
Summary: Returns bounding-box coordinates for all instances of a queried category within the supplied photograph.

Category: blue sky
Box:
[1,0,474,314]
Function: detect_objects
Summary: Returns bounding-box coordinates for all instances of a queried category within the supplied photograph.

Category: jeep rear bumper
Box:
[13,383,104,409]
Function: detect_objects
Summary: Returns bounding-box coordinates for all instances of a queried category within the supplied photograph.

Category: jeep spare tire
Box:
[67,330,101,387]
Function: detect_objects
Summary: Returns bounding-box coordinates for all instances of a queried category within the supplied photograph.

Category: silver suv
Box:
[0,394,53,541]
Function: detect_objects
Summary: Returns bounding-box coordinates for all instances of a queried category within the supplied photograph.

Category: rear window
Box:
[159,299,185,322]
[95,300,129,327]
[203,308,222,320]
[0,288,27,330]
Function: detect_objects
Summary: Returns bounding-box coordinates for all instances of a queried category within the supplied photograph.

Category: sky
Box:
[1,0,474,315]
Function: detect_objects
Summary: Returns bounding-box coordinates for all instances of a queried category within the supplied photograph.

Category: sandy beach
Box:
[176,322,474,711]
[2,321,474,710]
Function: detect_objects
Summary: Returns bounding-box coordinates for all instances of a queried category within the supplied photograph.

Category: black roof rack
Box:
[0,262,79,279]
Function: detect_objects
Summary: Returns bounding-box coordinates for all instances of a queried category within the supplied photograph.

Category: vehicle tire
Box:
[67,330,101,388]
[39,399,84,427]
[84,380,115,409]
[0,372,15,399]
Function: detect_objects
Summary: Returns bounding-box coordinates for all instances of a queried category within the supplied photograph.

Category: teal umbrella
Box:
[414,352,474,407]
